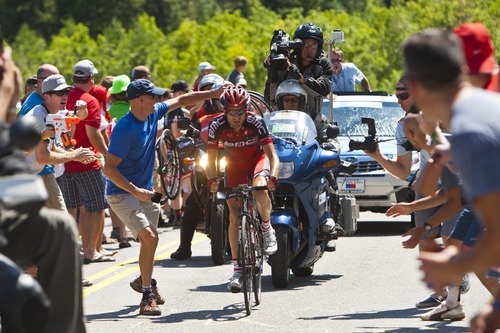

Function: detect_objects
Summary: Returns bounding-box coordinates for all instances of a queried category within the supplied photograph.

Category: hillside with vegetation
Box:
[2,0,498,93]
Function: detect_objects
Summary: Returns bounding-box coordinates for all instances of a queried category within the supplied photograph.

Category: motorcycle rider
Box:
[264,22,333,118]
[206,86,280,292]
[170,74,226,260]
[275,79,344,244]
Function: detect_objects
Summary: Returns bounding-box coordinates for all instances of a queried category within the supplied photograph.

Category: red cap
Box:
[454,23,495,74]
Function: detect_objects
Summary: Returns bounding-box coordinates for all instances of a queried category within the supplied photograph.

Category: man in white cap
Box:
[193,61,216,91]
[60,59,112,265]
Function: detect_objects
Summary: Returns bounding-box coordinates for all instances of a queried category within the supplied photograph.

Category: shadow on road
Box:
[156,255,223,268]
[263,273,343,291]
[353,221,411,237]
[152,303,247,323]
[297,307,469,332]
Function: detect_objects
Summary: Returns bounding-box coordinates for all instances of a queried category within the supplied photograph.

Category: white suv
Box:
[322,93,416,213]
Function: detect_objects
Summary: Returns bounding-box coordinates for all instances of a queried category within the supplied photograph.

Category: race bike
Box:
[263,110,358,289]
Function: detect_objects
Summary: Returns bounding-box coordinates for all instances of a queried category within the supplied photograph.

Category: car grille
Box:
[353,161,384,173]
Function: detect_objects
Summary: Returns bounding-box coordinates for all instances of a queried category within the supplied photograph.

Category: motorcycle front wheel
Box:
[270,225,291,289]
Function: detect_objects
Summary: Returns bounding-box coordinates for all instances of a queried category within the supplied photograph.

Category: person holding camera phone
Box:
[264,23,333,119]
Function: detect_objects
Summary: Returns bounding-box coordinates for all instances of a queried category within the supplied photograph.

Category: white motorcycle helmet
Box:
[275,79,308,111]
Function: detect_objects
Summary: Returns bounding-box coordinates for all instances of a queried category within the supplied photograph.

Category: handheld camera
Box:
[348,117,378,152]
[269,29,303,71]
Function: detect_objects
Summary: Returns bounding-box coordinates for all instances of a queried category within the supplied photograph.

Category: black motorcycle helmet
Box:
[293,23,324,58]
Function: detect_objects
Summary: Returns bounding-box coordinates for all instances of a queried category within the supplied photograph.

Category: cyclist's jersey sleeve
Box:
[207,112,272,162]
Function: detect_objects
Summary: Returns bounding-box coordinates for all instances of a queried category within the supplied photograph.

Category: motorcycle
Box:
[263,110,358,289]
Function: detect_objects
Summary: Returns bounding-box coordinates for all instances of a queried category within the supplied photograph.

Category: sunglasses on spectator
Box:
[332,58,342,63]
[227,110,246,117]
[396,92,410,101]
[50,90,71,96]
[283,97,299,103]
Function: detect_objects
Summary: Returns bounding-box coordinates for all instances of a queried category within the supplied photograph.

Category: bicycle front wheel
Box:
[239,215,253,315]
[253,224,263,306]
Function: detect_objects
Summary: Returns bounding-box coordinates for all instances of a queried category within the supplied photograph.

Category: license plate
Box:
[338,178,365,193]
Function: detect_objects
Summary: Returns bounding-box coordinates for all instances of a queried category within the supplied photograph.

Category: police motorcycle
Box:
[263,109,358,289]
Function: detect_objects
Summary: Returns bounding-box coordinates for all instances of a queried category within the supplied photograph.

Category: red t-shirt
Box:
[207,112,272,165]
[65,87,101,172]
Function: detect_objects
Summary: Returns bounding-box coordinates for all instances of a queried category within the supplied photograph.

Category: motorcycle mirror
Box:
[326,124,339,139]
[177,117,191,130]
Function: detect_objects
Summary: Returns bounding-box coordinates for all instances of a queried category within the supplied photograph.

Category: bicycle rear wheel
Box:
[156,130,180,201]
[239,215,253,315]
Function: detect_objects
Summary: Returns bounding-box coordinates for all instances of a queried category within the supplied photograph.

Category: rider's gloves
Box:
[269,176,279,188]
[207,177,219,188]
[288,64,302,80]
[321,142,338,151]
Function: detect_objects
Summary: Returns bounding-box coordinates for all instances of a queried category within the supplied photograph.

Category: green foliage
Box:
[6,0,499,94]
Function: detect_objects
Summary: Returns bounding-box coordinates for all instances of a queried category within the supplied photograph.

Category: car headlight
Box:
[278,162,294,179]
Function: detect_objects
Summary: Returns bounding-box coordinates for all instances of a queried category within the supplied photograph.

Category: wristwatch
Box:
[423,222,432,231]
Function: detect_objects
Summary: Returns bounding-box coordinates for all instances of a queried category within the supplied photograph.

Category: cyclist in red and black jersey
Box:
[206,86,280,293]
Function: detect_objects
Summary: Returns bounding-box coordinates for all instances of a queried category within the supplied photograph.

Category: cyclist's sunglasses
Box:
[396,92,410,101]
[227,109,246,117]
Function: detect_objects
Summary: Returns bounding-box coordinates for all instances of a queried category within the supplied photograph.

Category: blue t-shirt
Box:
[106,102,170,195]
[450,87,500,201]
[18,92,43,118]
[331,63,364,92]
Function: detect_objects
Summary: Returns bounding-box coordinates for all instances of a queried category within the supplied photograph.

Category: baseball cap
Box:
[198,61,216,73]
[26,75,38,85]
[454,23,495,74]
[42,74,73,94]
[131,65,151,81]
[109,75,131,95]
[170,80,189,93]
[73,59,98,77]
[126,79,167,100]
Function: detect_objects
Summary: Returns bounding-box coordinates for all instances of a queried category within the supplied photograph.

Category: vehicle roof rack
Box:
[333,91,389,96]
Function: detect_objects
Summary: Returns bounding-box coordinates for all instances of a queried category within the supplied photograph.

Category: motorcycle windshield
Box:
[263,110,317,145]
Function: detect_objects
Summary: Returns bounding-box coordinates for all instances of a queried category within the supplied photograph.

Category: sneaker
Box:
[139,292,161,316]
[130,276,165,305]
[263,229,278,255]
[170,247,192,260]
[460,274,470,294]
[227,272,242,293]
[420,302,465,321]
[416,293,446,308]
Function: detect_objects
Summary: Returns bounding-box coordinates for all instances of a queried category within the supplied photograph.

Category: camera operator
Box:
[264,23,333,119]
[364,74,416,180]
[0,32,86,332]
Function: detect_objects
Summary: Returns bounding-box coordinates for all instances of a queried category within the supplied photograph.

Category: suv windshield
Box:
[322,100,404,137]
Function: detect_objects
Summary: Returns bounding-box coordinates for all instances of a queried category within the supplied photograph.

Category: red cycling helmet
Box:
[220,86,250,113]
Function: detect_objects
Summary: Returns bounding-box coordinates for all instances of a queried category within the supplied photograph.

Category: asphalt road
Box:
[82,212,490,332]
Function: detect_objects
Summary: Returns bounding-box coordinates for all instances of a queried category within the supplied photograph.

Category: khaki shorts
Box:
[41,174,68,213]
[106,193,160,239]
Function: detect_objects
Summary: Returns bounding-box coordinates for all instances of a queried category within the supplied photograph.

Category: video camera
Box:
[269,29,303,71]
[348,117,378,153]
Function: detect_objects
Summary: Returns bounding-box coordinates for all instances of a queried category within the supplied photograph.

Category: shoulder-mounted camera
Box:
[269,29,303,71]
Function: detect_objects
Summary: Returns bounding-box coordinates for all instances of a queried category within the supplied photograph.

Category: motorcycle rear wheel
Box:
[270,225,290,289]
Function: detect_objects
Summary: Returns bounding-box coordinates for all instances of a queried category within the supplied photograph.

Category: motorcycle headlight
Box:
[219,157,226,173]
[199,154,208,170]
[278,162,294,179]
